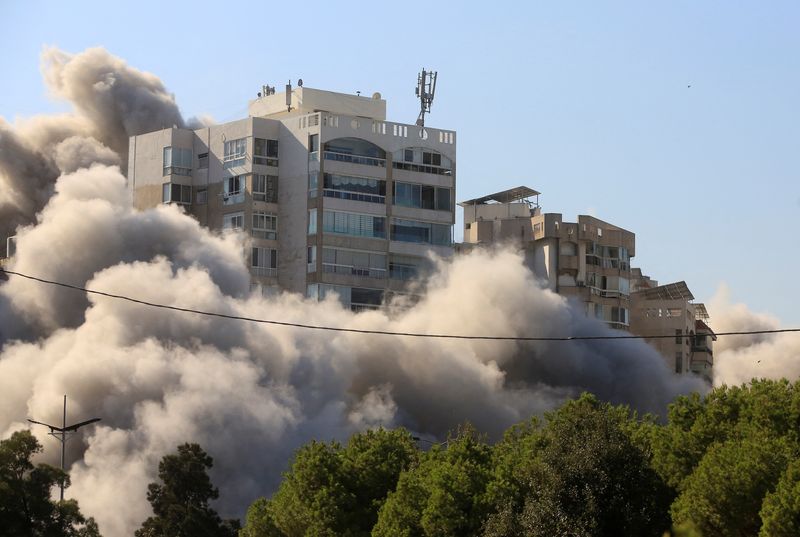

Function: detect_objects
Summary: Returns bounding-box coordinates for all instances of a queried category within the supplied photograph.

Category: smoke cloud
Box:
[0,47,189,255]
[709,285,798,386]
[0,47,716,537]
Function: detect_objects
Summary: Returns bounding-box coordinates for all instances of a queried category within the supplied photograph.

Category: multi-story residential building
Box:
[128,86,456,310]
[628,280,715,380]
[459,187,635,329]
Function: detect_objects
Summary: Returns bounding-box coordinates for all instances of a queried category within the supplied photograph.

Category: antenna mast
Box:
[415,69,437,127]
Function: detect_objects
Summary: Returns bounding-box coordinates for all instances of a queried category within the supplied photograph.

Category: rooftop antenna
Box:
[415,68,437,127]
[28,395,101,501]
[286,80,292,112]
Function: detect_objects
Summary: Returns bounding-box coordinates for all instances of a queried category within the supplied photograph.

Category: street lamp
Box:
[27,395,101,501]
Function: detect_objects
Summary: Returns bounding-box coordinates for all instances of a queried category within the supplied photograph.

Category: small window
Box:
[309,134,319,153]
[223,138,247,165]
[404,149,414,162]
[223,212,244,230]
[198,152,209,169]
[196,188,207,205]
[675,352,683,374]
[675,329,683,344]
[253,175,278,202]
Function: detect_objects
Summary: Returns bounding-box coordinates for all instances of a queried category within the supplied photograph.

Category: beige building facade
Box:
[459,187,635,329]
[128,86,456,310]
[629,279,715,380]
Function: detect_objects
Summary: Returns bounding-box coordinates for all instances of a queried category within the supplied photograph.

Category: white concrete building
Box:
[127,85,456,310]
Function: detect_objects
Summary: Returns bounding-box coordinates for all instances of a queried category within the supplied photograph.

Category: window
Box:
[389,255,426,281]
[307,246,317,273]
[251,247,277,277]
[195,188,207,205]
[422,151,442,166]
[391,219,452,246]
[309,134,319,153]
[322,211,386,239]
[322,248,387,278]
[323,138,386,166]
[254,138,279,166]
[392,148,453,175]
[393,182,451,211]
[223,138,247,165]
[675,352,683,374]
[308,210,317,234]
[163,147,192,176]
[308,172,318,196]
[253,174,278,202]
[223,212,244,231]
[223,175,245,204]
[198,152,209,169]
[323,174,386,203]
[675,329,683,344]
[162,183,192,204]
[252,212,277,239]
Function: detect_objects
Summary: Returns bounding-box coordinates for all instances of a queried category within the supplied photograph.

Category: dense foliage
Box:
[0,430,100,536]
[239,379,800,536]
[136,443,239,537]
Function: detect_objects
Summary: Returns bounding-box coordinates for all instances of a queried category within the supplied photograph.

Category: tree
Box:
[135,443,238,537]
[373,424,493,537]
[759,458,800,536]
[671,435,790,537]
[0,430,101,536]
[240,427,418,537]
[483,394,671,537]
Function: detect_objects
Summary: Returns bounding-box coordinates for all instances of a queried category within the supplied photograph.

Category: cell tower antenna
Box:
[415,69,437,127]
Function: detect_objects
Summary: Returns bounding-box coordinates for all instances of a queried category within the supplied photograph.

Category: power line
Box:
[1,267,799,342]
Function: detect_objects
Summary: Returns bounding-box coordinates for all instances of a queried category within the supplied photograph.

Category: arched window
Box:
[324,137,386,160]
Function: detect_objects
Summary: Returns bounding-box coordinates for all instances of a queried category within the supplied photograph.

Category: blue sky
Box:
[1,1,799,324]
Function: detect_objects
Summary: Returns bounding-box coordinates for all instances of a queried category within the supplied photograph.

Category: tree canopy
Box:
[136,443,238,537]
[0,430,100,537]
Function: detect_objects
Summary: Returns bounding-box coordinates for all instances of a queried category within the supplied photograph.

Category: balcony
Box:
[323,151,386,168]
[323,189,386,204]
[251,267,277,278]
[221,190,245,206]
[322,263,387,279]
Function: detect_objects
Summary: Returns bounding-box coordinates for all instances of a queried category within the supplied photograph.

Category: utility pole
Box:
[28,395,101,501]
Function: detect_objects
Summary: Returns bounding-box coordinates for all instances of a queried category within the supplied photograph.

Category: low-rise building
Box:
[459,186,635,329]
[629,281,715,379]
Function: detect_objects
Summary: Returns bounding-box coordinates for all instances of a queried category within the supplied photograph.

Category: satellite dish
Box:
[298,78,303,87]
[372,92,382,100]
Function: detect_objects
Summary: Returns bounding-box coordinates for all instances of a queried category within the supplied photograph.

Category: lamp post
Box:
[28,395,101,501]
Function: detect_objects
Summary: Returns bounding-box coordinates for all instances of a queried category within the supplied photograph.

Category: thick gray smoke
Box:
[0,47,189,255]
[0,48,710,537]
[709,285,798,386]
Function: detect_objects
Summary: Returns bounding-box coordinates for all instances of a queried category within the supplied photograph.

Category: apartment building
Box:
[629,279,715,380]
[127,85,456,310]
[459,187,635,329]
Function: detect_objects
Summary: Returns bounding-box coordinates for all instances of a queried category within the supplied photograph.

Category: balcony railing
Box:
[221,191,245,205]
[322,263,387,279]
[391,161,452,176]
[323,151,386,168]
[323,189,386,204]
[251,267,277,277]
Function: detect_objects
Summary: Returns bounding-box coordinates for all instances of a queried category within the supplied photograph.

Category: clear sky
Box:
[1,1,798,324]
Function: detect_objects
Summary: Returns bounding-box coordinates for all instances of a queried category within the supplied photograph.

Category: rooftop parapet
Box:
[248,86,387,120]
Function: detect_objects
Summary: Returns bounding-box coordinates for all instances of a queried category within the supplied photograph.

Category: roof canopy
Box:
[694,303,710,320]
[458,186,540,207]
[635,281,694,301]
